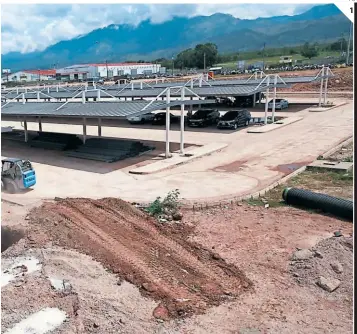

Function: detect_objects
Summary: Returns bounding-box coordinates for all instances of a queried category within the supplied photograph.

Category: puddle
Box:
[4,307,67,334]
[272,162,310,175]
[1,256,42,288]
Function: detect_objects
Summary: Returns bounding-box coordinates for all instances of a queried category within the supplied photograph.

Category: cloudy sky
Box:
[1,4,314,54]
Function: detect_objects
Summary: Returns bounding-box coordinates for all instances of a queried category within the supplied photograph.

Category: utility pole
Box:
[262,42,266,70]
[105,60,109,79]
[172,56,174,76]
[346,22,352,65]
[204,52,206,72]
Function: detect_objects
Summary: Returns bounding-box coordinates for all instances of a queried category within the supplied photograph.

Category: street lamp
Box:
[172,56,175,76]
[105,60,109,80]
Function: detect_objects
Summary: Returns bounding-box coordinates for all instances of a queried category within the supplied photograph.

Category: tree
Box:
[175,48,195,69]
[301,42,319,59]
[193,43,218,69]
[329,38,347,51]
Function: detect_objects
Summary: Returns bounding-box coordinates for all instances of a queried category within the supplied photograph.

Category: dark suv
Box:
[217,110,251,130]
[187,109,220,127]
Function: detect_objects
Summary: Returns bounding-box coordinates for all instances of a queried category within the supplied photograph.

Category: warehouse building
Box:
[56,62,162,80]
[1,69,56,83]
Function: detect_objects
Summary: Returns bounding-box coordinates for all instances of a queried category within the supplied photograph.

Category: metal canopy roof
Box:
[2,83,291,101]
[1,100,215,119]
[1,74,331,96]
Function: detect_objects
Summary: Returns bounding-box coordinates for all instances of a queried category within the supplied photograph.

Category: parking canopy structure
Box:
[2,83,289,101]
[1,96,215,158]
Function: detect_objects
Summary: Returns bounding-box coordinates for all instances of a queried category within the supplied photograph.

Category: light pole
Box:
[105,60,109,80]
[346,22,352,65]
[262,42,266,70]
[203,52,206,72]
[172,56,174,76]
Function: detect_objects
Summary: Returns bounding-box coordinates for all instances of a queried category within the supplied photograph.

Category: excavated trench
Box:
[1,226,24,252]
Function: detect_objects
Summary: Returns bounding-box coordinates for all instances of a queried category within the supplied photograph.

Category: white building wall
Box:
[1,71,50,83]
[96,64,161,77]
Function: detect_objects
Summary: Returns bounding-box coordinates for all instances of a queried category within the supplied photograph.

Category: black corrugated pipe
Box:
[282,187,353,221]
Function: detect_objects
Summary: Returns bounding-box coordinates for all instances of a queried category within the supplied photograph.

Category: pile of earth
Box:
[26,197,251,320]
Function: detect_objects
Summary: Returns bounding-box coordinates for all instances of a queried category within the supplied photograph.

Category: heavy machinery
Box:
[1,158,36,193]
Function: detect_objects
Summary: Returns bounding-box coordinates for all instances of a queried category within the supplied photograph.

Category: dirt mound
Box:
[289,68,353,92]
[289,236,353,310]
[27,198,251,319]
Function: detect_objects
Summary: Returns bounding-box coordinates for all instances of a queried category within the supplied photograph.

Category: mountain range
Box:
[1,4,351,71]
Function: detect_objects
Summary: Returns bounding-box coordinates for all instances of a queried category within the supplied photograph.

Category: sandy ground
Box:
[1,198,353,334]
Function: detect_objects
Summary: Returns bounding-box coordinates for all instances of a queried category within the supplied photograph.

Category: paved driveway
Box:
[1,100,353,204]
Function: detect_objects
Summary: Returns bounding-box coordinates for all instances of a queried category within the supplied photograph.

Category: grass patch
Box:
[216,51,341,68]
[244,169,353,207]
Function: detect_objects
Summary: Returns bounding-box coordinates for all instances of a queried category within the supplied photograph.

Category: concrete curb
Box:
[321,136,353,159]
[181,166,307,208]
[309,102,347,112]
[1,198,24,207]
[129,143,228,175]
[247,117,303,134]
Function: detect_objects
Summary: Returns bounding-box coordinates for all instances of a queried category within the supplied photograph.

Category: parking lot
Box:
[1,98,352,204]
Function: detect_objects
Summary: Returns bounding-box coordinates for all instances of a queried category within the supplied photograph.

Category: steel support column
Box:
[38,117,42,132]
[98,118,102,137]
[264,76,271,125]
[82,91,85,104]
[323,69,329,105]
[318,66,325,107]
[165,88,171,158]
[97,89,101,101]
[272,74,278,123]
[83,118,87,143]
[259,92,262,105]
[24,120,28,142]
[180,88,185,154]
[253,93,256,107]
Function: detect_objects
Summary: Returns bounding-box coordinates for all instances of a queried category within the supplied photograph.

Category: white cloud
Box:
[1,4,314,54]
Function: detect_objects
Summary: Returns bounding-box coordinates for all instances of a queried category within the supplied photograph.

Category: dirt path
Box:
[27,198,250,319]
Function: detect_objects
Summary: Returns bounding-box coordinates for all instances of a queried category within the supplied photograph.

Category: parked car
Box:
[152,112,179,125]
[268,98,289,110]
[217,110,251,130]
[127,112,154,124]
[217,97,234,106]
[187,109,220,127]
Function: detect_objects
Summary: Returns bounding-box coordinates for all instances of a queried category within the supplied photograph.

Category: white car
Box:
[127,112,155,124]
[268,99,289,110]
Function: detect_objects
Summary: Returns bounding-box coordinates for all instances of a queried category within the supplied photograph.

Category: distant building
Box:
[1,69,56,83]
[56,62,161,80]
[279,56,293,64]
[208,67,222,75]
[237,61,245,70]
